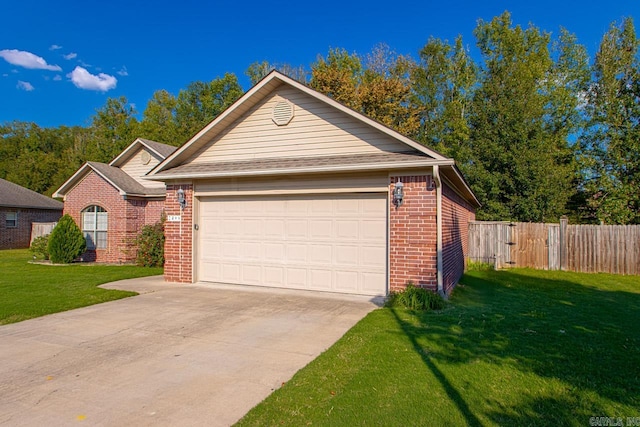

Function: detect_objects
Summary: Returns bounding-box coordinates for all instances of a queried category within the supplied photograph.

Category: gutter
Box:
[433,165,444,297]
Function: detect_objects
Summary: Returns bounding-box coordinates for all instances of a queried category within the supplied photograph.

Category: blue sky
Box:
[1,0,638,128]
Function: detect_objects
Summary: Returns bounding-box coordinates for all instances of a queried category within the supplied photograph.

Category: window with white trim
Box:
[82,206,108,249]
[5,212,17,228]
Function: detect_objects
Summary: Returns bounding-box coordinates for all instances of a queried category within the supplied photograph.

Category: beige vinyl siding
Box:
[119,147,165,188]
[187,86,411,164]
[194,172,389,197]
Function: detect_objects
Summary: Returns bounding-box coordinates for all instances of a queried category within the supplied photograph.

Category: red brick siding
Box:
[442,183,476,294]
[63,171,166,263]
[389,175,438,292]
[164,184,193,283]
[0,208,62,249]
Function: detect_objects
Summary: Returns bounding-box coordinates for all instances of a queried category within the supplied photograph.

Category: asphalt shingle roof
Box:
[153,152,437,178]
[138,139,178,159]
[87,162,166,196]
[0,178,63,210]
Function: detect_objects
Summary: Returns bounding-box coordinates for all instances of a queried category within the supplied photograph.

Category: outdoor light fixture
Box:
[393,180,404,207]
[177,188,187,210]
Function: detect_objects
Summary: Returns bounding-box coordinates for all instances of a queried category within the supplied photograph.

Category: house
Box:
[148,71,480,296]
[0,178,63,249]
[53,138,177,263]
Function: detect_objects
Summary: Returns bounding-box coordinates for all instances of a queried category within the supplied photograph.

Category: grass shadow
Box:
[390,268,640,424]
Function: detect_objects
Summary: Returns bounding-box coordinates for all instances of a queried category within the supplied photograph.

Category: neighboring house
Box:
[148,71,480,296]
[0,178,63,249]
[54,138,177,263]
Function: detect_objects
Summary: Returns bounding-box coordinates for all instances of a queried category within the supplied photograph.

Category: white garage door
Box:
[197,193,387,295]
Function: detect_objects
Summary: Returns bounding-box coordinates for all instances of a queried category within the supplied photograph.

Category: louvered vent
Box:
[272,100,294,126]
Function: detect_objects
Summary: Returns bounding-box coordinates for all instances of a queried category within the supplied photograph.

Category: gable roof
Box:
[109,138,177,167]
[151,71,448,176]
[148,70,479,207]
[53,162,166,199]
[0,178,63,210]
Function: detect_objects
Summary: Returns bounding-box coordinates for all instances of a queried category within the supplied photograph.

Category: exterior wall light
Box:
[177,188,187,210]
[393,181,404,207]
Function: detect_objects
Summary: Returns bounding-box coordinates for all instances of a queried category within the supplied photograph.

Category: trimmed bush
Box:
[385,282,446,311]
[30,235,50,260]
[134,221,165,267]
[47,214,87,264]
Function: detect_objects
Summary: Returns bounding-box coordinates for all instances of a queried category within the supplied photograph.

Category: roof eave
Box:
[147,159,455,181]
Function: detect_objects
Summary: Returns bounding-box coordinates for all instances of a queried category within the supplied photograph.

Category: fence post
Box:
[559,216,568,271]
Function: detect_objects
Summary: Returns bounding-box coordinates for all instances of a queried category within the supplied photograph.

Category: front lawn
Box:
[0,249,162,325]
[237,268,640,426]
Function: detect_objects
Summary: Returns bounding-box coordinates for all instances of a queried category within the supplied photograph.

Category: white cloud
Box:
[67,66,117,92]
[17,81,34,91]
[117,66,128,76]
[49,44,62,51]
[53,75,62,81]
[0,49,61,71]
[63,52,77,60]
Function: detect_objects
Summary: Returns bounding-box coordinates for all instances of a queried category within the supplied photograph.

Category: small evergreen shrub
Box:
[135,221,165,267]
[30,235,50,260]
[47,214,87,264]
[385,282,446,311]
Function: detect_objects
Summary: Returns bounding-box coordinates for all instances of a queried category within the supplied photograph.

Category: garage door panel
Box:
[336,220,359,239]
[335,271,358,291]
[287,244,307,262]
[264,219,285,238]
[309,245,332,264]
[198,194,387,296]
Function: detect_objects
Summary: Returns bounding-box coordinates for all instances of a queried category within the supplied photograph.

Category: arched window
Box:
[82,206,107,249]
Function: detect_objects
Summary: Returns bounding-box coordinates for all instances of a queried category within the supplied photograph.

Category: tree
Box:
[467,12,582,222]
[48,215,86,264]
[139,89,180,145]
[174,73,244,142]
[411,36,477,163]
[310,45,419,135]
[580,17,640,224]
[246,61,308,85]
[87,96,139,163]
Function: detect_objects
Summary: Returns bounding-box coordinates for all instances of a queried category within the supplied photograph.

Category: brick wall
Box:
[0,208,62,249]
[164,184,193,283]
[389,175,438,292]
[63,171,166,264]
[442,183,476,294]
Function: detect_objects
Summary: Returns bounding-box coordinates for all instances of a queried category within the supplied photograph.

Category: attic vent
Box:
[272,100,294,126]
[140,150,151,165]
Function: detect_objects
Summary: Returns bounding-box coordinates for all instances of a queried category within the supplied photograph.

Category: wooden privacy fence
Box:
[30,222,57,244]
[468,218,640,275]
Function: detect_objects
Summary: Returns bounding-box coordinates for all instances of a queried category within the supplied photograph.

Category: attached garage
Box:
[197,193,386,295]
[150,71,480,296]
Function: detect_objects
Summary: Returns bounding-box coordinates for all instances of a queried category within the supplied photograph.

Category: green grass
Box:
[237,268,640,426]
[0,249,163,325]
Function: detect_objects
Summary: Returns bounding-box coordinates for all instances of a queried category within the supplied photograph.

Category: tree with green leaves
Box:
[580,17,640,224]
[87,96,139,163]
[139,89,179,145]
[411,35,477,164]
[174,73,243,142]
[467,12,584,222]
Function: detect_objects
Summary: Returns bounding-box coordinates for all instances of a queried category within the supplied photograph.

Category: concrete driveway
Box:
[0,277,380,426]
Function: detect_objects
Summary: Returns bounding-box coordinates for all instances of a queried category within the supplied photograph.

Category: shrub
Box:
[30,235,50,260]
[135,221,165,267]
[385,282,446,311]
[47,214,87,264]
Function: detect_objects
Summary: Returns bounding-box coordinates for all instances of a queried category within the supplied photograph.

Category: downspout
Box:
[433,165,444,297]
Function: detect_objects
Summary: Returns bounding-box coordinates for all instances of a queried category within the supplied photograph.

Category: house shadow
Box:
[390,269,640,425]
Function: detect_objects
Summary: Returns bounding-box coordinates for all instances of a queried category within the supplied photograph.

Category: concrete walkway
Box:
[0,276,380,426]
